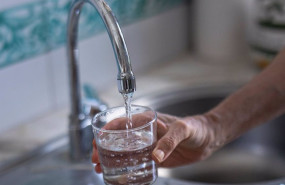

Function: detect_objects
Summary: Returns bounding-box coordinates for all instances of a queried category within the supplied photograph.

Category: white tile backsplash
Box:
[0,54,53,132]
[48,32,118,108]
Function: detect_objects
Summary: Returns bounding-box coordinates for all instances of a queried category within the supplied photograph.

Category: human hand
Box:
[92,112,220,172]
[151,113,219,167]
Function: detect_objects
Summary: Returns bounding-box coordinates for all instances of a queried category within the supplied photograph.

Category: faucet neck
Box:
[67,0,136,161]
[67,0,136,118]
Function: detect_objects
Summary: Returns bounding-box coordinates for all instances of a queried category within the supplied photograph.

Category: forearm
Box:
[206,49,285,146]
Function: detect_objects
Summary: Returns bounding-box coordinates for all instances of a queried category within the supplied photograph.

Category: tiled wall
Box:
[0,0,185,68]
[0,0,190,132]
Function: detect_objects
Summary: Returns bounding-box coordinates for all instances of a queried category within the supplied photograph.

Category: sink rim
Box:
[0,135,68,175]
[133,83,242,110]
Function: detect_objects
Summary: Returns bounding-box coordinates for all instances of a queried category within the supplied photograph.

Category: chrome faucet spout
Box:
[67,0,136,161]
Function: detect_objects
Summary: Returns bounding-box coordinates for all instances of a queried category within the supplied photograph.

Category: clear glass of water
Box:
[92,105,157,185]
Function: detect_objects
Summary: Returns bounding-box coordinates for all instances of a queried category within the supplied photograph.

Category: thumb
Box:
[152,120,190,163]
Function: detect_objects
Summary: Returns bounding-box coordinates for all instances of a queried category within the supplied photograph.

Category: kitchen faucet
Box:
[67,0,136,161]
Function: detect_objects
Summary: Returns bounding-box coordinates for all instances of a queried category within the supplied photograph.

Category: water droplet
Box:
[142,157,148,162]
[133,159,139,164]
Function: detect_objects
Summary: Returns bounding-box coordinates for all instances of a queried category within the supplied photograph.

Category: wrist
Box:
[203,111,228,150]
[181,115,217,150]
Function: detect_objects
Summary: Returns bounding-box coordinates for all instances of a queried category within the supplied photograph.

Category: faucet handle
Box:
[83,84,108,117]
[117,73,136,94]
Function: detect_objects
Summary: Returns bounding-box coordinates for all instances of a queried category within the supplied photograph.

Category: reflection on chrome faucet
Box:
[67,0,136,161]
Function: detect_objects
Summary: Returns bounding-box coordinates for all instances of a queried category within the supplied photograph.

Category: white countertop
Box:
[0,53,259,165]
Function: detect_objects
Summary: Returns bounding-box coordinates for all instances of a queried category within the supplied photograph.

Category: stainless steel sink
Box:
[0,136,105,185]
[0,84,284,185]
[133,84,285,185]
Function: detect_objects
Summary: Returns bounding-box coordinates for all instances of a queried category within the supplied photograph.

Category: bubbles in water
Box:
[100,131,153,151]
[133,159,139,165]
[98,143,157,185]
[130,176,137,181]
[142,157,148,162]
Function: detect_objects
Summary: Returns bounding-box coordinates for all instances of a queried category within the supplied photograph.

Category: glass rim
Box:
[92,104,157,133]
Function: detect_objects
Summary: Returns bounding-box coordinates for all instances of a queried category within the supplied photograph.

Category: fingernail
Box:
[153,149,165,162]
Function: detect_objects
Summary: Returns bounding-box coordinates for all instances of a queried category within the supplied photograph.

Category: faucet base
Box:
[69,120,93,161]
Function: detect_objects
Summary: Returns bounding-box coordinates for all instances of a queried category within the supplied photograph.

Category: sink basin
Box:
[133,84,285,184]
[0,84,284,185]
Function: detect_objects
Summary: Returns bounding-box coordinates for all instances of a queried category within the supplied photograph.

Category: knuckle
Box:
[162,136,176,150]
[173,120,190,140]
[176,120,189,131]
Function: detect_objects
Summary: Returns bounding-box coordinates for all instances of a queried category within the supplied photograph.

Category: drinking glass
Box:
[92,105,157,185]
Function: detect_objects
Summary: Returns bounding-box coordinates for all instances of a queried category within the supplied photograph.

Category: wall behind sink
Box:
[0,0,191,132]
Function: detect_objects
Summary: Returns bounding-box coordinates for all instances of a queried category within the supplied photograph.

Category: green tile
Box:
[0,0,186,69]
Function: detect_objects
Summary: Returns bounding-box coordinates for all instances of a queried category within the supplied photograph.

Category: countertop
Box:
[0,53,259,170]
